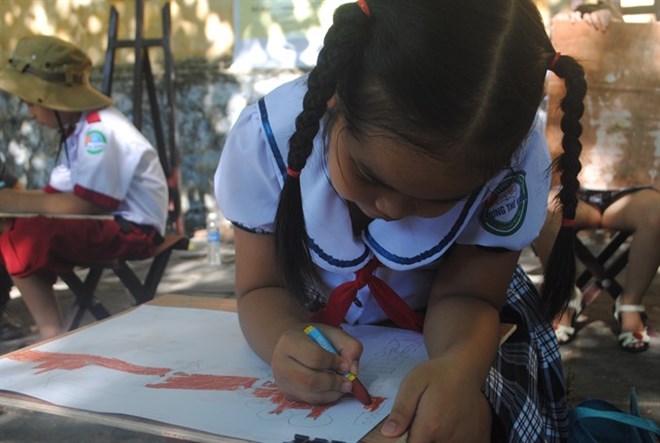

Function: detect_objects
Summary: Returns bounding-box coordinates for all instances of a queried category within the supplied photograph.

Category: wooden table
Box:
[0,294,405,443]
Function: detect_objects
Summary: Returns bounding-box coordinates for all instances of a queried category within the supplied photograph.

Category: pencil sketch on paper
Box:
[0,305,428,443]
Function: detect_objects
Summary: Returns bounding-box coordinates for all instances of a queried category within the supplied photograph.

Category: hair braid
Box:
[275,3,371,305]
[541,54,586,320]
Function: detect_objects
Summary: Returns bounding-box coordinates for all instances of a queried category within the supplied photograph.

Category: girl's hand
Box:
[270,324,364,405]
[563,7,616,31]
[381,357,492,442]
[580,9,615,31]
[555,9,617,32]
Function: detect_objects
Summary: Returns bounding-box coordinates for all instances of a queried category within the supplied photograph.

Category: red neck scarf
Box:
[311,258,424,332]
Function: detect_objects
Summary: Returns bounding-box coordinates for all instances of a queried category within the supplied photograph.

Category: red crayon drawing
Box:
[251,381,386,419]
[7,350,385,419]
[364,396,386,412]
[253,381,332,418]
[8,349,170,377]
[147,373,258,390]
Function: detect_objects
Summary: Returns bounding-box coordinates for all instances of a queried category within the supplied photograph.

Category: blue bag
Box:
[569,388,660,443]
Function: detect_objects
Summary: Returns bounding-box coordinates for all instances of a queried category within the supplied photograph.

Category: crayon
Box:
[304,325,372,405]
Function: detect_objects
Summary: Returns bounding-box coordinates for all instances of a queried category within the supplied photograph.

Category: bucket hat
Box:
[0,35,112,111]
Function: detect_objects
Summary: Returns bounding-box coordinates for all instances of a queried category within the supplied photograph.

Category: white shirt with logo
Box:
[47,106,168,235]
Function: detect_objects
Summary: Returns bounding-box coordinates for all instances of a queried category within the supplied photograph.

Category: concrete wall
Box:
[0,0,568,234]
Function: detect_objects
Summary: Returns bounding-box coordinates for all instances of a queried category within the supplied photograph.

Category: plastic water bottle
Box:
[206,211,222,266]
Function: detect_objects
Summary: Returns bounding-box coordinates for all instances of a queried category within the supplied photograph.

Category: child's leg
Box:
[0,266,30,341]
[12,274,63,339]
[600,189,660,333]
[2,217,157,340]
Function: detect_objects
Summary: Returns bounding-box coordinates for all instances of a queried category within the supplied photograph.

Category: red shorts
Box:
[0,216,159,280]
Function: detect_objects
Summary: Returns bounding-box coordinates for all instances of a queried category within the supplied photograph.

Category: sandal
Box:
[553,288,584,345]
[613,298,650,353]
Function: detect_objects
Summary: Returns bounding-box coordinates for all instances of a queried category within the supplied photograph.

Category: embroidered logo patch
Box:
[479,171,528,236]
[84,130,107,154]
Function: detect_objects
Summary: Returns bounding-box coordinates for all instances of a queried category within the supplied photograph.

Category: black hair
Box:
[540,55,586,319]
[275,0,585,320]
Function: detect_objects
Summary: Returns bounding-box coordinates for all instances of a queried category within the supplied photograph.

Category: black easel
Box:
[101,0,181,234]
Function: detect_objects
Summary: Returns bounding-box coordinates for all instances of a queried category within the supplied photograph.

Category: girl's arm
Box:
[233,227,309,361]
[382,244,520,441]
[0,189,105,214]
[233,228,361,404]
[424,244,519,370]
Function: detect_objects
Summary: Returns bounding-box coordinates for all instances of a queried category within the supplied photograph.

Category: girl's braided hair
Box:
[541,55,586,318]
[275,0,586,321]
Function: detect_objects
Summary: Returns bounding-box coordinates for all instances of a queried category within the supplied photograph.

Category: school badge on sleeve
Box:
[479,171,528,236]
[84,130,108,154]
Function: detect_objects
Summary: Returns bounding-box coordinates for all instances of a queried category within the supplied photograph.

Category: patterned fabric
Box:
[577,186,656,215]
[484,265,568,442]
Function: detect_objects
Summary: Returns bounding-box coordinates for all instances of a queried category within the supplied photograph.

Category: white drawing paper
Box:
[0,304,428,443]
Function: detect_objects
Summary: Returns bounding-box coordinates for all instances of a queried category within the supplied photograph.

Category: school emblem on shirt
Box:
[84,130,107,154]
[479,171,528,236]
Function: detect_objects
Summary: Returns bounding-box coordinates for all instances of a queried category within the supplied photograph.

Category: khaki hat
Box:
[0,35,112,111]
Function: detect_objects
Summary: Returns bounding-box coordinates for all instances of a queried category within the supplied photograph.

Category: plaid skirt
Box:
[484,265,568,442]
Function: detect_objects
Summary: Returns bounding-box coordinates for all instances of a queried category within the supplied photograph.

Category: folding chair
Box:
[573,230,631,301]
[60,234,189,330]
[545,20,659,301]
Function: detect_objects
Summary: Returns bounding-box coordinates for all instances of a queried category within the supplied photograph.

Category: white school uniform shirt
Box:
[216,77,552,325]
[46,106,169,235]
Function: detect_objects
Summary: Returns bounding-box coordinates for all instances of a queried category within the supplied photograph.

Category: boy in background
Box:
[0,35,168,339]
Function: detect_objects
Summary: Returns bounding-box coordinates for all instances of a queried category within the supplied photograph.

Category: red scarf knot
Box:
[311,258,424,332]
[353,257,379,287]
